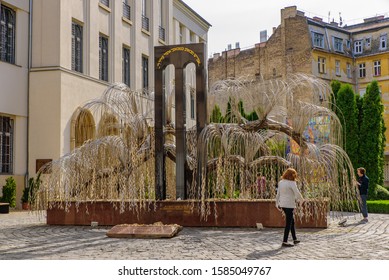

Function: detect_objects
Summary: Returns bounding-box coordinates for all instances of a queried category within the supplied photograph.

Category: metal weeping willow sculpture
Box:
[32,48,359,225]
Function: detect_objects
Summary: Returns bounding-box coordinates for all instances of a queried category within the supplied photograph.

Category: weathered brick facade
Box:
[208,6,313,87]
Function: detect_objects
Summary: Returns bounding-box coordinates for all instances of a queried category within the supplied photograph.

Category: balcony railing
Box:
[142,15,149,32]
[123,2,131,20]
[100,0,109,7]
[159,26,165,41]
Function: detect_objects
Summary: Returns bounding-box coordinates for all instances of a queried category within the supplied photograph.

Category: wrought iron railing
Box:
[142,15,149,31]
[123,2,130,20]
[159,26,165,41]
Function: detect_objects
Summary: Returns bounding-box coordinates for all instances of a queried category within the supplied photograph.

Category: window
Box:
[0,116,13,174]
[141,0,149,31]
[71,22,83,73]
[347,63,352,78]
[312,32,324,48]
[354,40,363,54]
[99,35,109,81]
[0,5,16,64]
[158,0,165,40]
[318,57,326,74]
[365,38,371,48]
[333,37,343,52]
[123,47,130,86]
[99,0,109,7]
[359,63,366,78]
[374,60,381,76]
[346,40,351,49]
[380,35,387,50]
[335,60,341,76]
[179,24,184,44]
[142,56,149,90]
[123,0,131,20]
[190,31,196,43]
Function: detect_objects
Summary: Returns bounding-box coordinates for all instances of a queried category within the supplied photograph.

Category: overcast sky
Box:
[182,0,389,56]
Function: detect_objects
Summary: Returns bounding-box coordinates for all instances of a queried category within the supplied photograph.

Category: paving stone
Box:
[0,210,388,259]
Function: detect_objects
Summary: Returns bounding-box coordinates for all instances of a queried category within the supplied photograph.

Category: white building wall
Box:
[28,0,210,179]
[0,0,29,207]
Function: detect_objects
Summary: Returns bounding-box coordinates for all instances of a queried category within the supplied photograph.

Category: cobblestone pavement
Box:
[0,211,388,260]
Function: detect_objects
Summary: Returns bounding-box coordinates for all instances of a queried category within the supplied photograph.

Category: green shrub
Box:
[1,177,17,208]
[367,200,389,214]
[374,185,389,200]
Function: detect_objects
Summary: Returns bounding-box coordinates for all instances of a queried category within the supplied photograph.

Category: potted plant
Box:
[21,179,33,210]
[0,177,17,214]
[21,176,40,210]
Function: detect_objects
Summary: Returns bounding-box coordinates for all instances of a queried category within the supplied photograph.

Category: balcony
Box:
[142,15,149,32]
[123,2,130,20]
[159,26,165,41]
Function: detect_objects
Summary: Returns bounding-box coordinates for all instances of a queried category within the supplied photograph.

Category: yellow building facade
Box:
[208,6,389,181]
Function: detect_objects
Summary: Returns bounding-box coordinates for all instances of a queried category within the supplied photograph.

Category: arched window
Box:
[74,109,96,148]
[98,113,119,137]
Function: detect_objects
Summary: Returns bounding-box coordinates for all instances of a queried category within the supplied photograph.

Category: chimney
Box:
[260,30,267,43]
[330,21,338,27]
[227,44,232,51]
[313,16,323,22]
[235,42,240,49]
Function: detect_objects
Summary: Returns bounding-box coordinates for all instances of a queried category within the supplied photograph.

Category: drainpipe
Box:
[25,0,33,187]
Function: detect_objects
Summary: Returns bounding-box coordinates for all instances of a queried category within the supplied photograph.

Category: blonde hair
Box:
[282,168,298,181]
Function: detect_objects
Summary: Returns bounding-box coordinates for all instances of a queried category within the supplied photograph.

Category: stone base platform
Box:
[46,199,329,228]
[106,222,183,238]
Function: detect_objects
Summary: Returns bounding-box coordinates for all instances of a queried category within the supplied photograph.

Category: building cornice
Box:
[174,0,211,31]
[30,66,109,86]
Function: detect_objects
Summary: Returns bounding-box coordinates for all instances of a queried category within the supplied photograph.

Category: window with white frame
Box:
[335,60,341,76]
[359,63,366,78]
[354,40,363,54]
[71,22,83,73]
[123,46,130,86]
[318,57,326,74]
[334,37,343,52]
[99,35,109,81]
[347,63,352,78]
[0,4,16,64]
[312,32,324,48]
[0,116,14,174]
[365,37,371,48]
[380,35,387,50]
[374,60,381,76]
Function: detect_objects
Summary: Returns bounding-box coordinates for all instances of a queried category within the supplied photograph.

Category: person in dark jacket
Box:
[356,167,369,222]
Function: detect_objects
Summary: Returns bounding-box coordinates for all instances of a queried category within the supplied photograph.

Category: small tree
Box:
[1,177,17,208]
[359,80,385,197]
[210,105,224,123]
[336,84,359,169]
[330,80,341,113]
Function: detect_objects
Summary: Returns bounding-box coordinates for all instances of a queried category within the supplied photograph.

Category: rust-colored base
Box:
[46,200,328,228]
